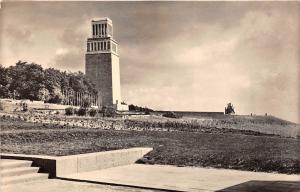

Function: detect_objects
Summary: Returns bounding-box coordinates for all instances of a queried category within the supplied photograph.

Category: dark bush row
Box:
[65,107,97,117]
[162,112,182,119]
[65,106,117,117]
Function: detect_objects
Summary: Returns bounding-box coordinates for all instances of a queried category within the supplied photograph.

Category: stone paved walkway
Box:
[1,179,159,192]
[63,164,300,192]
[2,164,299,192]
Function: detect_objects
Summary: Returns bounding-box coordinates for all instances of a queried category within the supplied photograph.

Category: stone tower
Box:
[85,18,122,109]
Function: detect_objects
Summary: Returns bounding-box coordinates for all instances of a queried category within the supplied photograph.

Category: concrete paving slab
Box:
[63,164,300,192]
[0,179,159,192]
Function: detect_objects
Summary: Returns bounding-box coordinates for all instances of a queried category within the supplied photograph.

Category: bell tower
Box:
[85,18,121,109]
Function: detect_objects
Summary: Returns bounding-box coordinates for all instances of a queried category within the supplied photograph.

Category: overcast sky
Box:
[0,2,299,123]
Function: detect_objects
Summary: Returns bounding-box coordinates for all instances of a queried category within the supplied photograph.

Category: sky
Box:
[0,1,299,123]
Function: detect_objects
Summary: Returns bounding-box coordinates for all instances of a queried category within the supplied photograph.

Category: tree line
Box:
[0,61,97,104]
[128,104,154,113]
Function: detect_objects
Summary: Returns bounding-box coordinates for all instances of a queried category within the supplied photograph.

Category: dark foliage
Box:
[81,96,91,108]
[102,106,117,117]
[65,107,74,116]
[225,103,235,115]
[162,111,181,119]
[0,61,97,103]
[89,108,97,117]
[77,107,87,116]
[20,102,28,112]
[128,104,153,114]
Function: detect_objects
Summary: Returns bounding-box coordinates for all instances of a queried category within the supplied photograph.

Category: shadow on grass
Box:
[217,180,300,192]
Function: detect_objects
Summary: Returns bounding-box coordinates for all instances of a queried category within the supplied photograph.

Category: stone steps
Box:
[0,159,48,186]
[1,173,49,185]
[1,166,40,177]
[0,160,32,170]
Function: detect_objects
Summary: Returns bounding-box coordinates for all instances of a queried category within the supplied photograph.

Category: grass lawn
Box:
[1,117,299,174]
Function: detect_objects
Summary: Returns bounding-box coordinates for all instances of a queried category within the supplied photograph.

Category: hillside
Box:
[126,114,300,138]
[1,112,299,174]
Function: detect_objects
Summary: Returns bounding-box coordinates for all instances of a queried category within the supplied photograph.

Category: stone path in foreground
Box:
[64,164,300,192]
[2,164,300,192]
[1,179,159,192]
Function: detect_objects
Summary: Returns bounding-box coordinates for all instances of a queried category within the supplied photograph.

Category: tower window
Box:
[91,42,94,51]
[107,41,110,50]
[95,24,98,37]
[93,25,95,36]
[99,24,101,37]
[99,24,102,37]
[97,42,100,51]
[102,24,104,36]
[96,24,99,37]
[98,24,101,37]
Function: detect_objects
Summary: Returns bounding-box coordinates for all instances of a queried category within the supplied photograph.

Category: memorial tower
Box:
[85,18,122,109]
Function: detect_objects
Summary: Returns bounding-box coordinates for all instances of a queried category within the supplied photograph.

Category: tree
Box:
[48,86,63,104]
[81,96,91,108]
[7,61,45,101]
[128,104,153,112]
[37,88,50,102]
[0,65,10,98]
[225,103,235,115]
[1,61,97,104]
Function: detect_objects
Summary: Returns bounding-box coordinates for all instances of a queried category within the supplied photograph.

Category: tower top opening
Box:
[90,17,113,38]
[92,17,112,24]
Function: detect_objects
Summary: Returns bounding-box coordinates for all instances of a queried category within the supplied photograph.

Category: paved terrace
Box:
[2,164,300,192]
[1,179,159,192]
[1,148,299,192]
[62,164,300,192]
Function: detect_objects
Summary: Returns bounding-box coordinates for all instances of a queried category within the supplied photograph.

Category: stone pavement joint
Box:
[56,177,182,192]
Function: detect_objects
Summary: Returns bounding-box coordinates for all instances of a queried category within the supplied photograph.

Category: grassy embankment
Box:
[1,113,299,174]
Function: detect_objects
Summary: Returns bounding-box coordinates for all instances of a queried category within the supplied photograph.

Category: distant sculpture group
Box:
[225,103,235,115]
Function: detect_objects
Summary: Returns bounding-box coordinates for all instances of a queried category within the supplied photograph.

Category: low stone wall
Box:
[0,99,74,112]
[0,148,152,178]
[55,148,152,177]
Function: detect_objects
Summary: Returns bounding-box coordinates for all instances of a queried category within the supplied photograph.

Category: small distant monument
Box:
[85,18,128,111]
[225,103,235,115]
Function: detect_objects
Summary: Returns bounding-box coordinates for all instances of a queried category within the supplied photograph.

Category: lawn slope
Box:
[1,114,299,174]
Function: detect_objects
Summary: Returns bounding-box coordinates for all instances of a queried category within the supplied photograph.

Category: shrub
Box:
[89,108,97,117]
[65,107,74,116]
[77,107,87,116]
[128,104,153,112]
[102,106,116,117]
[163,111,181,119]
[73,108,78,115]
[21,102,28,112]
